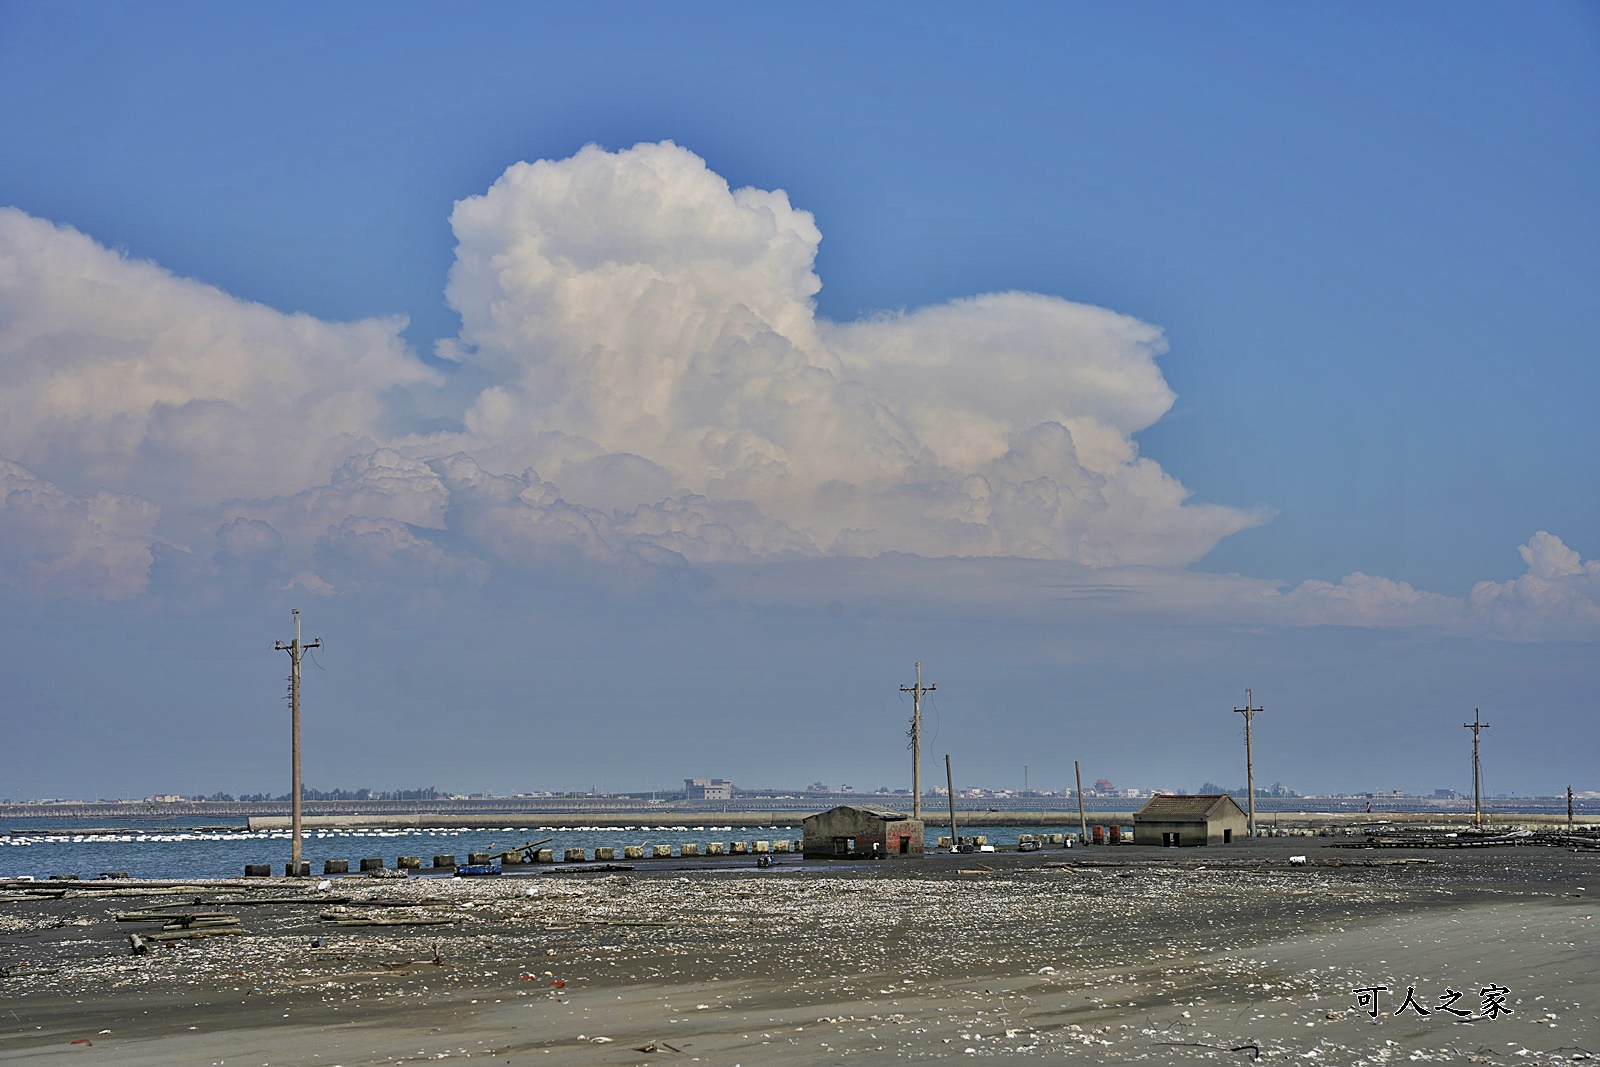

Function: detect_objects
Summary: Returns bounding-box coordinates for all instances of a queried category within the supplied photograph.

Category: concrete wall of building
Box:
[802,808,924,858]
[1134,818,1208,846]
[1134,809,1249,846]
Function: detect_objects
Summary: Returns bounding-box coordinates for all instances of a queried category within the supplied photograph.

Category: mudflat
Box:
[2,840,1595,1065]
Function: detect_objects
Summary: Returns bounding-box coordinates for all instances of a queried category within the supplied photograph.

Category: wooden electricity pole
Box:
[275,609,321,876]
[1464,709,1489,829]
[1234,689,1262,838]
[901,663,935,820]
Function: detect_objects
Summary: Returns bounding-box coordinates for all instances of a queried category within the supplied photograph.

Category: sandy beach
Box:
[3,839,1596,1065]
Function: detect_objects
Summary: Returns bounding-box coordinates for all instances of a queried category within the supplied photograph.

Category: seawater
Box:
[0,817,1101,880]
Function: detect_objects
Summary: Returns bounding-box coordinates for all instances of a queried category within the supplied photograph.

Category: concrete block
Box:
[705,842,725,855]
[432,854,456,868]
[467,852,491,865]
[771,840,790,852]
[679,843,700,856]
[564,848,586,862]
[753,840,770,853]
[1019,834,1034,844]
[793,840,803,851]
[244,864,271,877]
[651,844,672,858]
[285,862,310,877]
[594,846,616,860]
[323,859,349,875]
[397,856,421,870]
[359,858,384,871]
[1047,834,1064,846]
[502,851,524,866]
[623,846,645,859]
[937,836,952,847]
[973,836,987,846]
[536,849,554,863]
[731,841,749,854]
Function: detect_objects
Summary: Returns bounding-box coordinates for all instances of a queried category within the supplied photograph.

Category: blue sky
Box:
[1,3,1596,800]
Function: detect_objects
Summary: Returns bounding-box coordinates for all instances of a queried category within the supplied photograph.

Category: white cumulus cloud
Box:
[0,459,160,600]
[1467,531,1600,638]
[0,207,434,516]
[435,141,1260,566]
[3,144,1592,644]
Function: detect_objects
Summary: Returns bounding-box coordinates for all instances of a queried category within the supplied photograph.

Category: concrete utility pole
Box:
[1074,759,1087,843]
[275,609,321,876]
[1570,786,1576,833]
[1463,709,1490,830]
[1234,689,1262,838]
[901,662,936,820]
[945,754,958,846]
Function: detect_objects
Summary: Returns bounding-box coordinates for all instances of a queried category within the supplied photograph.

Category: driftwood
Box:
[125,893,341,910]
[382,941,444,969]
[491,838,554,861]
[139,927,244,942]
[319,909,460,926]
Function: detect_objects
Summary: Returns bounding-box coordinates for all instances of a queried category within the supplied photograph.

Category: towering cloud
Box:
[438,142,1256,565]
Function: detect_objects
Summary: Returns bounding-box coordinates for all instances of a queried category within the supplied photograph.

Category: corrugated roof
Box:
[804,803,912,821]
[1134,794,1246,819]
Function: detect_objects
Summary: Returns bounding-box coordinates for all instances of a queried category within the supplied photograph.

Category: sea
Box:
[0,816,1110,880]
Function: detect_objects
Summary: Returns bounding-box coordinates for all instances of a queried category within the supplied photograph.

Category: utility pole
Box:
[1074,759,1087,844]
[275,609,320,876]
[1234,689,1262,838]
[945,754,958,847]
[1463,709,1489,830]
[901,662,935,820]
[1569,786,1575,833]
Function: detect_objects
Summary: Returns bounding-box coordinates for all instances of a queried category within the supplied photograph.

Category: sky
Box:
[1,3,1596,801]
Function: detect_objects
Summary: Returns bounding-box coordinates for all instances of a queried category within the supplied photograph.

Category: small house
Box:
[1133,794,1249,846]
[802,804,924,859]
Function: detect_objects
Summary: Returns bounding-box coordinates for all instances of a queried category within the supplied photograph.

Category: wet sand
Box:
[2,840,1596,1065]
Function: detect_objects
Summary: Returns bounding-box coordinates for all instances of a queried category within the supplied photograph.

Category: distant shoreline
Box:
[3,798,1593,831]
[242,809,1592,830]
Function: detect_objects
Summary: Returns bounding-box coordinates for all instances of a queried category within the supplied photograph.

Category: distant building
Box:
[802,804,924,859]
[1133,794,1248,847]
[683,778,733,801]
